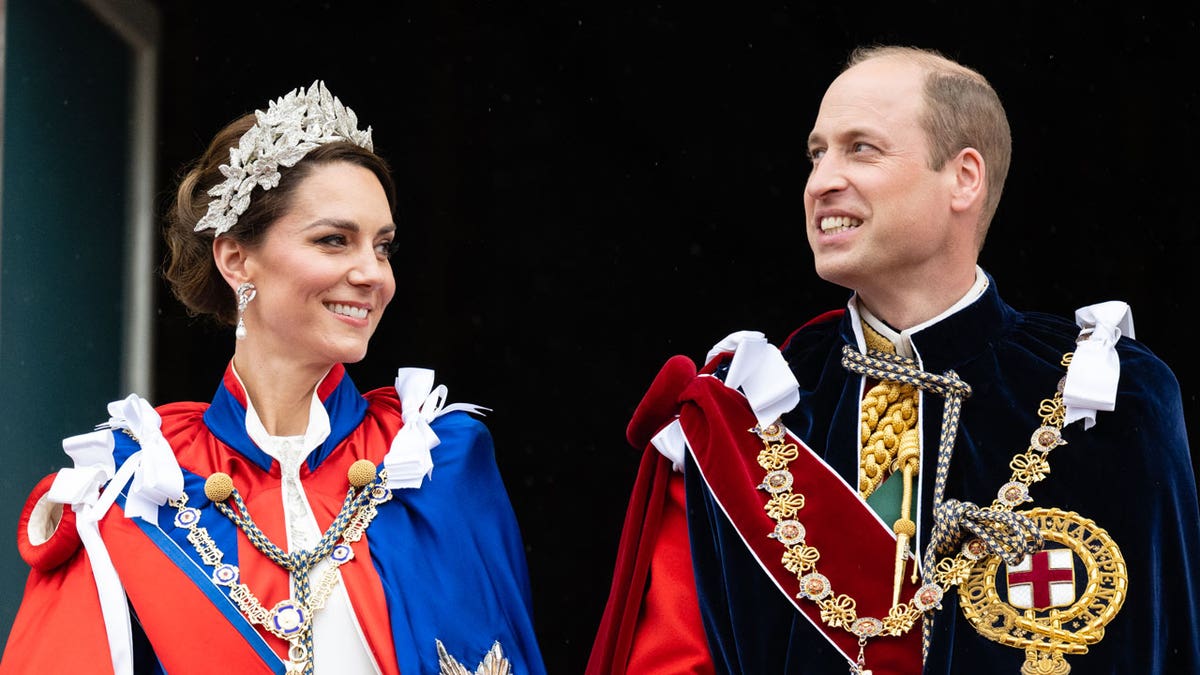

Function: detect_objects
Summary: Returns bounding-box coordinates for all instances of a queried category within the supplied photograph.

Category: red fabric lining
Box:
[16,472,80,571]
[221,361,346,407]
[104,512,279,673]
[588,355,706,675]
[625,473,715,674]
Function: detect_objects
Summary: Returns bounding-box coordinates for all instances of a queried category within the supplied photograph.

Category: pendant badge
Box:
[957,507,1127,673]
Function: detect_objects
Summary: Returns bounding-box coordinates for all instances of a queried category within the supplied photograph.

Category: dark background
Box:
[146,3,1197,673]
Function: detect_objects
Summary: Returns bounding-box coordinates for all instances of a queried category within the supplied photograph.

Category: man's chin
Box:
[812,259,857,288]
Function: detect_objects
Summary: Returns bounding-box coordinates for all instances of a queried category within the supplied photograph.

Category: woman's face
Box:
[239,161,397,368]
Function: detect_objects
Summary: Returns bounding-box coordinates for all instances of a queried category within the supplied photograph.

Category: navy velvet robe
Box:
[685,276,1200,673]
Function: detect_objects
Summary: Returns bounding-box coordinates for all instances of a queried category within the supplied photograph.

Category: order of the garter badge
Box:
[957,507,1127,674]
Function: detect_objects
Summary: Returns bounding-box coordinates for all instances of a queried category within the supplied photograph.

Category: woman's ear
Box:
[949,147,986,214]
[212,236,250,290]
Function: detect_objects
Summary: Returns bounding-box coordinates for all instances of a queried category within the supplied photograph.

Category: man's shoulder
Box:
[779,309,846,360]
[1018,308,1177,384]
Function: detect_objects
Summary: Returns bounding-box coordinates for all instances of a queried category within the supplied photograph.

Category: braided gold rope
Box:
[859,323,918,498]
[859,380,920,497]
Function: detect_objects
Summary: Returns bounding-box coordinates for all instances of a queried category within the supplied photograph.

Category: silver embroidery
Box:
[436,639,513,675]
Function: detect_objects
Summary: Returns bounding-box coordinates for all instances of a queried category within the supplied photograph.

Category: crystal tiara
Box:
[193,80,374,237]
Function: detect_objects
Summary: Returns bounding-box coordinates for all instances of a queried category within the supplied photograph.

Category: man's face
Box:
[803,56,961,296]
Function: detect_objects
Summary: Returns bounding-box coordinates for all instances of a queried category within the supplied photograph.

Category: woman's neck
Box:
[231,350,330,437]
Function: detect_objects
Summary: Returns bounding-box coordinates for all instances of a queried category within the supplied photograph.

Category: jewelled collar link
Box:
[752,348,1072,673]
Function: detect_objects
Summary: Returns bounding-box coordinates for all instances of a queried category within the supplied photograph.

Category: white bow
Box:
[385,368,489,489]
[1063,301,1135,429]
[49,429,117,507]
[47,429,130,675]
[102,394,185,521]
[708,331,801,428]
[43,393,182,675]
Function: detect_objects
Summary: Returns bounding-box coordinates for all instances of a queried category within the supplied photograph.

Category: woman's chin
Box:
[336,345,371,365]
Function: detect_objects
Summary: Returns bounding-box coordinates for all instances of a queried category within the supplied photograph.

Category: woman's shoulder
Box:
[156,400,209,434]
[363,384,403,417]
[360,372,496,479]
[362,369,491,431]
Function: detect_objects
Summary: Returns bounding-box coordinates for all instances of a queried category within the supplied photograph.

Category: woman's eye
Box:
[376,240,398,258]
[317,234,348,247]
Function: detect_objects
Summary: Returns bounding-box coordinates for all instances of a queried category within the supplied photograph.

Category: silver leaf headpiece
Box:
[193,80,374,237]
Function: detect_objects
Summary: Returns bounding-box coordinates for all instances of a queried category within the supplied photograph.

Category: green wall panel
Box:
[0,0,131,645]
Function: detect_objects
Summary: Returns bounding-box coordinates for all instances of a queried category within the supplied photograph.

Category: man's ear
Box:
[949,147,986,214]
[212,236,250,290]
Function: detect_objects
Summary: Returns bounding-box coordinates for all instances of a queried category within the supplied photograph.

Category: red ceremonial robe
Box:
[588,345,922,674]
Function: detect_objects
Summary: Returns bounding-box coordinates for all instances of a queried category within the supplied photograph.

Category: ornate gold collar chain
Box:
[751,349,1074,674]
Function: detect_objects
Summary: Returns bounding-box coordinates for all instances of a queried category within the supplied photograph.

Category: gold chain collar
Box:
[750,352,1073,673]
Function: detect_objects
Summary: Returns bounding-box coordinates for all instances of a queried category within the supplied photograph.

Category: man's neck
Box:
[856,266,988,336]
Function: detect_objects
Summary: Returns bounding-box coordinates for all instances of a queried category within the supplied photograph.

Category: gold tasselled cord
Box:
[859,322,921,605]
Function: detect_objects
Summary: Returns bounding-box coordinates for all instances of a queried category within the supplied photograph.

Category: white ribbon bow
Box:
[708,330,801,429]
[102,394,186,521]
[1063,301,1135,430]
[43,393,182,675]
[385,368,489,489]
[49,429,117,507]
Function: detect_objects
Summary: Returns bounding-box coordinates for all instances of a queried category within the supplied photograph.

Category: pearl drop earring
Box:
[235,282,257,340]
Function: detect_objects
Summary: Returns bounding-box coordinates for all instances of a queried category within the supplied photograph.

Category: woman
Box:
[1,81,546,675]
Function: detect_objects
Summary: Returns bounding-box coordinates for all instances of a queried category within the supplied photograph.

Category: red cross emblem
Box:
[1006,548,1076,610]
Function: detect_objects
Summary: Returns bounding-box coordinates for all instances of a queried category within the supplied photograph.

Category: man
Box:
[587,46,1200,674]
